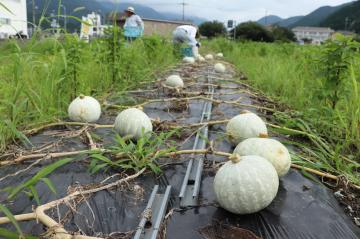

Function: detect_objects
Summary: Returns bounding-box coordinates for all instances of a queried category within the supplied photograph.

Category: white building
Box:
[292,26,334,45]
[80,12,106,41]
[0,0,28,39]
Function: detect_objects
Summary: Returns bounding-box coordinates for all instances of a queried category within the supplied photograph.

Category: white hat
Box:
[126,6,135,13]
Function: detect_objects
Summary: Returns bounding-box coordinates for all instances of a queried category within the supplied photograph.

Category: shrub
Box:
[199,21,227,38]
[233,22,274,42]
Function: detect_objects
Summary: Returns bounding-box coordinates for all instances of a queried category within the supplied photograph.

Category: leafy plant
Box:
[103,22,123,84]
[64,35,84,98]
[89,130,179,174]
[6,158,74,204]
[318,35,360,108]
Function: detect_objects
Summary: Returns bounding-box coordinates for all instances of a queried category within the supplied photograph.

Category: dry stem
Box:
[0,169,145,239]
[106,95,276,112]
[24,122,113,136]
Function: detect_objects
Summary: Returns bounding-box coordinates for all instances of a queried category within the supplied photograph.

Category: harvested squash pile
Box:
[0,54,359,239]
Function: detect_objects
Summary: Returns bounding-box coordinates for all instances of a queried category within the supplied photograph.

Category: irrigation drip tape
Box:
[0,62,359,239]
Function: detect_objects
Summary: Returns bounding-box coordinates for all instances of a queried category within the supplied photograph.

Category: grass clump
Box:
[0,34,177,151]
[204,37,360,184]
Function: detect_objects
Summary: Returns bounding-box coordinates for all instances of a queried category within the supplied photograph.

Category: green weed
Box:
[5,158,74,204]
[204,37,360,183]
[89,130,179,174]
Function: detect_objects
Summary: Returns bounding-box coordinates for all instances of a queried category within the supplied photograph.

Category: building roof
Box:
[292,26,334,33]
[335,30,356,36]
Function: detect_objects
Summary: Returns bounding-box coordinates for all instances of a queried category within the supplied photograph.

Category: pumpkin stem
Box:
[240,110,251,114]
[79,94,85,99]
[229,154,241,164]
[259,133,268,138]
[137,106,144,111]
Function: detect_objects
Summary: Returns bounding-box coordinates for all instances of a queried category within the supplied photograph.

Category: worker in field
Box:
[172,25,201,57]
[124,6,144,41]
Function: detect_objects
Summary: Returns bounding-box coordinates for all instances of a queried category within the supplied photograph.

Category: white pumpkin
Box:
[183,57,195,64]
[165,75,184,88]
[214,63,226,73]
[68,95,101,123]
[214,154,279,214]
[205,54,214,60]
[216,53,224,58]
[234,138,291,176]
[226,111,268,145]
[196,55,206,62]
[114,108,153,140]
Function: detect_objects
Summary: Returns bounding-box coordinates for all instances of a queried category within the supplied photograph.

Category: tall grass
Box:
[0,34,176,150]
[204,38,360,158]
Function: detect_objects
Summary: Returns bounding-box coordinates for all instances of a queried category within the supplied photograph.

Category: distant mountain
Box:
[277,16,304,27]
[320,1,360,33]
[257,15,304,28]
[26,0,206,32]
[98,1,166,19]
[160,12,206,25]
[257,15,283,25]
[289,3,350,28]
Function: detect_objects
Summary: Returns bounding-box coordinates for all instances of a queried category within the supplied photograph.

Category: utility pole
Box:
[180,1,188,21]
[345,17,349,31]
[265,9,268,25]
[32,0,36,25]
[233,20,237,40]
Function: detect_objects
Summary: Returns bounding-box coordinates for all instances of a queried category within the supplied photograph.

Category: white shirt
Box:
[177,25,197,39]
[124,15,144,30]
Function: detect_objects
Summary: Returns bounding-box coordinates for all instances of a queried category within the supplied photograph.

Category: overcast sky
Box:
[124,0,353,22]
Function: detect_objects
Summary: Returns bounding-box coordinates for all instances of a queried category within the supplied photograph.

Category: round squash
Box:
[196,55,206,62]
[114,108,153,140]
[183,57,195,64]
[216,53,224,58]
[205,54,214,60]
[226,111,268,145]
[234,138,291,176]
[214,154,279,214]
[214,63,226,73]
[68,95,101,123]
[165,75,184,88]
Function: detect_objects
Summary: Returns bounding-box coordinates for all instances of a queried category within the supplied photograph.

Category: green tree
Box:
[234,22,274,42]
[272,25,296,42]
[199,21,227,38]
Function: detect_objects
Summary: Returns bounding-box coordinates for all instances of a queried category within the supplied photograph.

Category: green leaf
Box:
[0,228,38,239]
[41,178,57,194]
[0,204,23,236]
[91,154,113,164]
[3,120,33,148]
[91,163,108,174]
[29,186,40,205]
[300,169,322,185]
[148,163,162,174]
[8,158,73,200]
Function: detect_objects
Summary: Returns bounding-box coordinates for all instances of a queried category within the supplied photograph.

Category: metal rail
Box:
[179,67,215,207]
[134,185,172,239]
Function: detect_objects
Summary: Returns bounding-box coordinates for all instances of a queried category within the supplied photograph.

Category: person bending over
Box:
[173,25,201,57]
